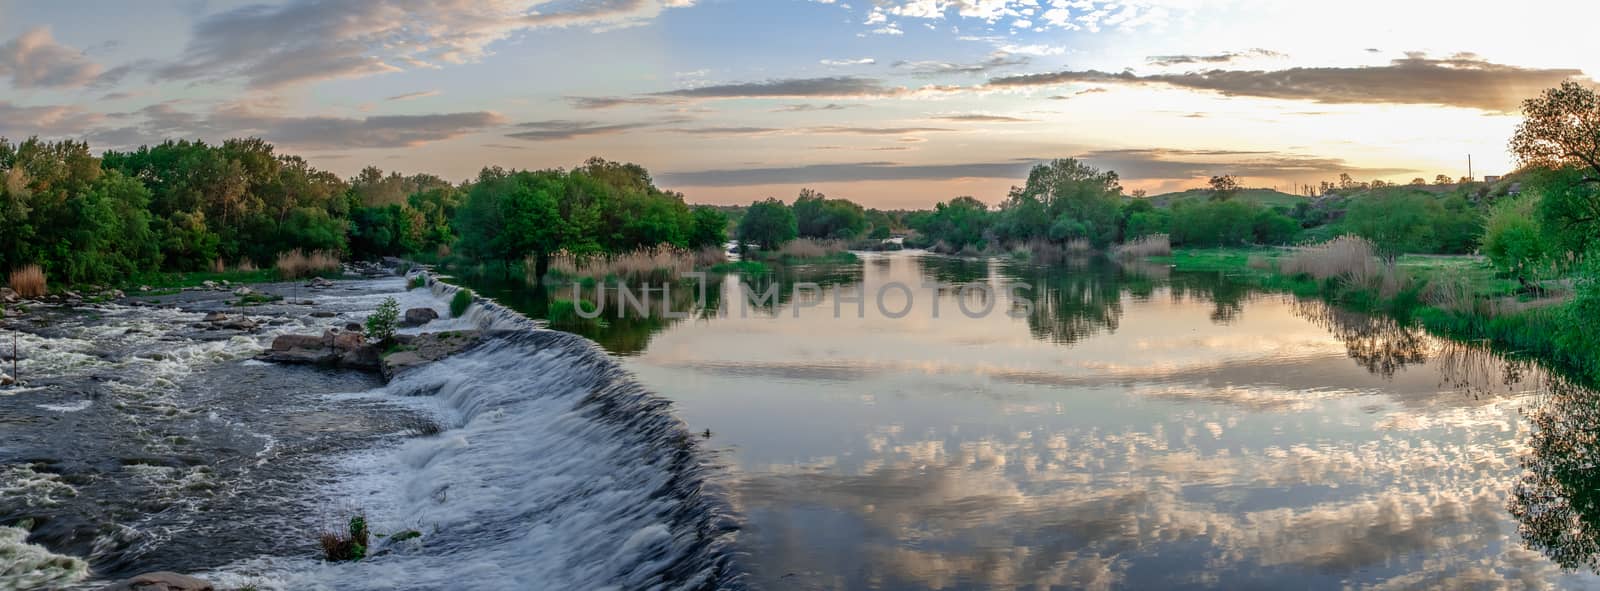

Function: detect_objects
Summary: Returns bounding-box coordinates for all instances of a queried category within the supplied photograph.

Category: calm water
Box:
[462,250,1600,590]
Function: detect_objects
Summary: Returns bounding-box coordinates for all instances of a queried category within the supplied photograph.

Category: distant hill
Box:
[1141,188,1307,209]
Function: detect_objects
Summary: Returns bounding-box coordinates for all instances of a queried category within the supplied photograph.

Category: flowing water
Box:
[6,250,1600,590]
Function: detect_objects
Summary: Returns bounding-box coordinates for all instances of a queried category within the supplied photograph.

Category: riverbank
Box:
[1149,245,1596,384]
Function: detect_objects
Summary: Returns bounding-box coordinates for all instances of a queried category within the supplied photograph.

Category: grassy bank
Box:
[1150,244,1598,384]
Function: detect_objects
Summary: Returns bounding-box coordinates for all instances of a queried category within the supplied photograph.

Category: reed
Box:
[1113,234,1170,259]
[776,238,848,259]
[1281,236,1380,284]
[275,250,341,278]
[8,265,45,298]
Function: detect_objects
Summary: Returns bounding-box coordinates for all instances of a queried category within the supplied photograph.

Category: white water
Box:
[208,275,737,590]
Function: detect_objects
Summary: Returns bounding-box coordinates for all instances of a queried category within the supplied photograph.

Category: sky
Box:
[1,0,1596,209]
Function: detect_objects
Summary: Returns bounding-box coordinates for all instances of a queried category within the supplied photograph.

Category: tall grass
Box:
[1282,236,1380,283]
[8,265,45,298]
[1113,234,1170,259]
[275,249,341,278]
[546,244,722,283]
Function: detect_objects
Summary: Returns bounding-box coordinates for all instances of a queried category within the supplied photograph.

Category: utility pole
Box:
[1468,154,1474,182]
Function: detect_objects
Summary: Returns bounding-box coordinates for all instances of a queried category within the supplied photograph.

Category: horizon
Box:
[2,0,1597,208]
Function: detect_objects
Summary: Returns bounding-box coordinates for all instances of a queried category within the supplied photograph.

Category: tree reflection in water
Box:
[1292,299,1432,378]
[1510,374,1600,572]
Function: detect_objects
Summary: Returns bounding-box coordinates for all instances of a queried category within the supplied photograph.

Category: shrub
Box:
[320,514,370,562]
[1169,200,1257,247]
[1484,194,1555,281]
[408,275,427,290]
[450,288,474,318]
[275,249,341,278]
[8,265,45,298]
[366,297,399,343]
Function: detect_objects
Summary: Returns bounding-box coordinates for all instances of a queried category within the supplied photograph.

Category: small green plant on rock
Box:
[320,514,370,562]
[450,288,473,318]
[408,275,427,290]
[366,297,399,344]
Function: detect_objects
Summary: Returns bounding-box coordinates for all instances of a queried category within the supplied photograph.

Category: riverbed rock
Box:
[202,312,227,323]
[270,334,324,351]
[218,317,257,331]
[343,322,364,333]
[96,571,214,591]
[382,330,482,380]
[326,328,365,353]
[232,286,253,296]
[307,277,336,289]
[310,311,336,318]
[201,280,216,289]
[402,307,439,326]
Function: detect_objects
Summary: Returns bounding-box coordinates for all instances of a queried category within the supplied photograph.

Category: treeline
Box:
[0,137,728,286]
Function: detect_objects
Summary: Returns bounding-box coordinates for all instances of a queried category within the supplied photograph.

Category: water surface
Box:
[466,250,1600,590]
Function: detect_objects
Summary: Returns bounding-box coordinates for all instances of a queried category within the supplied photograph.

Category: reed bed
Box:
[547,244,723,282]
[775,238,848,259]
[1113,234,1170,259]
[8,265,45,298]
[1281,236,1380,283]
[275,249,341,278]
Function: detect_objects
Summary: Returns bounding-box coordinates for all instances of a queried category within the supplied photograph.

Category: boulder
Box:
[218,317,257,331]
[202,312,227,323]
[343,322,364,333]
[402,307,439,326]
[0,373,13,386]
[201,280,216,289]
[310,311,336,318]
[96,571,214,591]
[270,334,324,351]
[325,328,365,353]
[307,277,336,289]
[139,285,152,292]
[381,330,482,380]
[232,286,253,296]
[341,345,382,370]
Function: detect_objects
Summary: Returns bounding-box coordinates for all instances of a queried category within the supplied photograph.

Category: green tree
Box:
[689,206,729,249]
[1484,194,1554,283]
[999,158,1122,247]
[793,188,868,239]
[737,198,798,251]
[1342,191,1443,258]
[915,196,991,250]
[1208,175,1240,201]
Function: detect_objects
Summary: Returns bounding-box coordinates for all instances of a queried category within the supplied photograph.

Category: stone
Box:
[341,345,382,370]
[218,317,257,331]
[270,334,324,351]
[402,307,439,326]
[110,289,126,299]
[325,328,365,353]
[232,286,253,296]
[202,312,227,323]
[0,373,13,386]
[307,277,336,289]
[381,330,482,380]
[139,285,152,292]
[310,311,336,318]
[220,280,230,287]
[343,322,364,333]
[201,280,216,289]
[96,571,214,591]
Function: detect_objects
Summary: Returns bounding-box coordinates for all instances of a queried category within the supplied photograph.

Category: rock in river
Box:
[96,571,214,591]
[403,307,439,326]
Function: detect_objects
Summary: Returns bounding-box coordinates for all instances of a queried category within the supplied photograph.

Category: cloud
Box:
[507,119,662,140]
[658,160,1035,186]
[565,96,681,110]
[667,126,781,136]
[821,57,877,66]
[1145,48,1284,67]
[1075,148,1417,180]
[0,101,103,136]
[988,53,1589,111]
[155,0,694,89]
[0,27,104,88]
[664,124,954,137]
[386,90,440,101]
[1048,88,1108,100]
[894,52,1029,76]
[91,101,502,149]
[771,103,865,112]
[652,76,896,99]
[930,114,1035,122]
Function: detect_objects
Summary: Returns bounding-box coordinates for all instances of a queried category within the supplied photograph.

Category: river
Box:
[4,250,1600,590]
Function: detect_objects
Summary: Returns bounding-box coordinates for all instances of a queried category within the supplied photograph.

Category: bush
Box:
[1169,200,1257,246]
[1484,194,1554,280]
[8,265,46,298]
[450,288,474,318]
[366,297,399,343]
[409,275,427,290]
